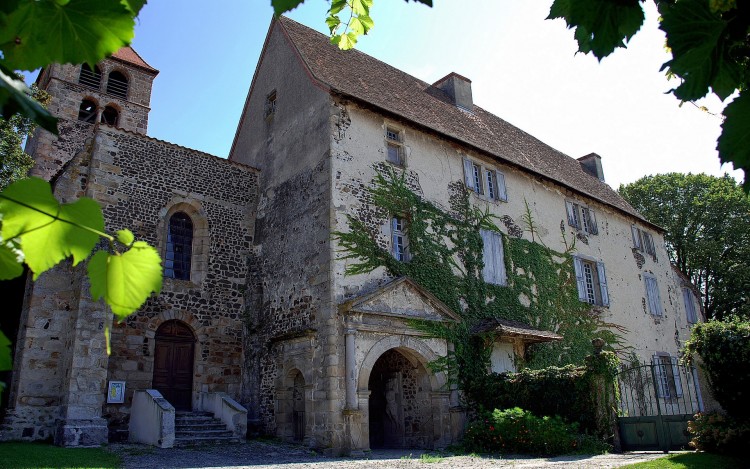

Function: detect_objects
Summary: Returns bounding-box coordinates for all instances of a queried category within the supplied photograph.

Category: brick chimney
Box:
[578,153,605,182]
[433,72,473,111]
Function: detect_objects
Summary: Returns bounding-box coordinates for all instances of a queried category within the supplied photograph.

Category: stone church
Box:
[1,17,704,455]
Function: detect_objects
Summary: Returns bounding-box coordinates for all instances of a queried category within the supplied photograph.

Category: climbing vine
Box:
[334,167,624,391]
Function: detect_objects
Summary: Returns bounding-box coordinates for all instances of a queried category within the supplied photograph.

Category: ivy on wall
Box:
[335,167,624,388]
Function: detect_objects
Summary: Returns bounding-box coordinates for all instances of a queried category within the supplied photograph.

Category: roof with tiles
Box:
[111,46,159,74]
[276,16,650,226]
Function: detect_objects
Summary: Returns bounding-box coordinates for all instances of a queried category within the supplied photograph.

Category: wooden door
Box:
[153,320,195,410]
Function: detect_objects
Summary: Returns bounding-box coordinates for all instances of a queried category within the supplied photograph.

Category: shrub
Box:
[688,412,750,454]
[465,365,597,433]
[461,407,609,456]
[683,318,750,419]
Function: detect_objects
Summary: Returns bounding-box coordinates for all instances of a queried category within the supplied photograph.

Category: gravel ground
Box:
[110,440,670,469]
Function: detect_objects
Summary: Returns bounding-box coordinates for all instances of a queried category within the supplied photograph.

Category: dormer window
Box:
[78,64,101,90]
[385,126,404,166]
[100,106,119,126]
[106,71,128,99]
[78,99,97,123]
[265,90,277,119]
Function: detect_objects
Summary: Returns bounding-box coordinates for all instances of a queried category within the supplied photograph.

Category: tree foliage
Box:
[683,317,750,420]
[0,80,48,191]
[619,173,750,320]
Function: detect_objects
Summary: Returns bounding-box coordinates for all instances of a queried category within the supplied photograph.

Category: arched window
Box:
[78,99,97,123]
[78,64,101,89]
[100,106,119,126]
[106,71,129,99]
[165,212,193,280]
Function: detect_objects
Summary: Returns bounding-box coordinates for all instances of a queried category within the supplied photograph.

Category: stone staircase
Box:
[174,411,241,446]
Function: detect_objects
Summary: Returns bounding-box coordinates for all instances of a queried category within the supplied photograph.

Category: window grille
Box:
[165,212,193,280]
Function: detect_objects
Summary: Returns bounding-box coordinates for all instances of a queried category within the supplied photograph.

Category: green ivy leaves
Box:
[327,0,374,50]
[0,177,163,317]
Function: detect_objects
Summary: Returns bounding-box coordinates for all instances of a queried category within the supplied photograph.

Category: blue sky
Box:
[104,1,742,188]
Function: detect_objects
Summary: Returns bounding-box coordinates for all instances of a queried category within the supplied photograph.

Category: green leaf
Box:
[548,0,645,60]
[88,241,162,318]
[0,330,11,371]
[325,14,341,34]
[116,229,134,246]
[351,0,372,16]
[120,0,146,15]
[660,0,731,102]
[271,0,306,17]
[335,32,358,50]
[356,14,374,34]
[0,177,104,278]
[0,64,58,134]
[404,0,432,6]
[0,0,136,71]
[329,0,347,16]
[349,17,365,36]
[717,92,750,190]
[0,243,23,280]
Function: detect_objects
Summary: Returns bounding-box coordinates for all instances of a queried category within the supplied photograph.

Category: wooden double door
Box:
[152,320,195,410]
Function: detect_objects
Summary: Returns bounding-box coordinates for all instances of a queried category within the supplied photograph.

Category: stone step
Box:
[174,423,228,431]
[174,429,233,438]
[173,436,241,447]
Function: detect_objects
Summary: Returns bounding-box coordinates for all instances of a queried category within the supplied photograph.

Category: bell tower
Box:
[26,46,159,180]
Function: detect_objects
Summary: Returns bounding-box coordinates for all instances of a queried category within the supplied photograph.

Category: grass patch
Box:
[419,453,444,463]
[0,442,121,468]
[623,452,743,468]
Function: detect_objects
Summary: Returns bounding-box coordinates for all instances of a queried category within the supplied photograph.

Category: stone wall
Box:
[228,22,337,446]
[329,99,696,363]
[3,122,258,443]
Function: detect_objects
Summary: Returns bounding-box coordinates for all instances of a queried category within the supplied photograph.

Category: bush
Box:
[688,412,750,454]
[461,407,609,456]
[465,365,597,433]
[683,318,750,419]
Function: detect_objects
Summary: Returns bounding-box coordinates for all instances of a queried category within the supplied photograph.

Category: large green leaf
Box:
[88,241,162,318]
[548,0,644,60]
[660,0,733,102]
[0,243,23,280]
[271,0,306,17]
[0,64,58,134]
[0,177,104,278]
[717,91,750,190]
[0,0,135,72]
[0,330,11,371]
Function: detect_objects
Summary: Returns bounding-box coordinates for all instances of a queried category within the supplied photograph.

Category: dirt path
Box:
[111,440,668,469]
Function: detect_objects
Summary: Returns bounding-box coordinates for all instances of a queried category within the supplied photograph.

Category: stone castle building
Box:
[1,17,704,454]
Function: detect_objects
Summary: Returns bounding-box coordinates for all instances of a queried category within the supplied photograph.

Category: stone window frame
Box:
[157,198,210,287]
[78,97,99,123]
[265,89,277,120]
[384,124,406,167]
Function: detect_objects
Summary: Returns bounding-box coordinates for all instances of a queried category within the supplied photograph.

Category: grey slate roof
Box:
[277,16,650,225]
[471,318,563,344]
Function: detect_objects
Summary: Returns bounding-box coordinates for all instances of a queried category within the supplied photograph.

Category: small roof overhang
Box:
[471,318,562,344]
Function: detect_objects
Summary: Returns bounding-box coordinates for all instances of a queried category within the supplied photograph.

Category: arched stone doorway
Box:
[368,348,432,449]
[152,320,195,410]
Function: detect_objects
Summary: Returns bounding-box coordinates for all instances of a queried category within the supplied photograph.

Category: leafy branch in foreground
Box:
[0,177,162,318]
[548,0,749,190]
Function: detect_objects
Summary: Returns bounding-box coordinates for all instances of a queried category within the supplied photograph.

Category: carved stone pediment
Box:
[340,277,459,323]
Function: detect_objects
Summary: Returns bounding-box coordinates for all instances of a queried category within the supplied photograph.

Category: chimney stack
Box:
[578,153,605,182]
[433,72,473,111]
